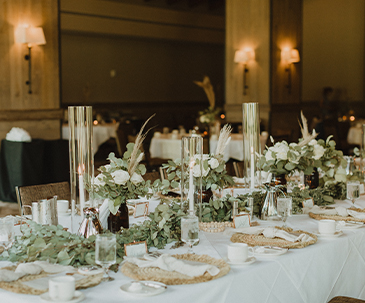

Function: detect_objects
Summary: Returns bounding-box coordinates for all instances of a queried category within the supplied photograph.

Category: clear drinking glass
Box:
[95,234,116,281]
[181,215,199,254]
[0,217,15,251]
[276,197,292,227]
[347,182,360,206]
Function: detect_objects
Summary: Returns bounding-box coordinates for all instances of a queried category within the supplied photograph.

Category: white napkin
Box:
[262,227,314,243]
[33,261,74,273]
[15,263,43,275]
[233,177,245,184]
[123,254,220,277]
[6,127,31,142]
[309,205,365,220]
[0,269,24,282]
[224,226,313,243]
[99,199,110,230]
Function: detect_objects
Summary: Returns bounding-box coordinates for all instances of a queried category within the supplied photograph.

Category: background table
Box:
[62,123,117,155]
[0,139,69,202]
[1,197,365,303]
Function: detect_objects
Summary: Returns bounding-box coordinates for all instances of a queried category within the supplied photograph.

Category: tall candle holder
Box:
[68,106,94,233]
[180,134,203,220]
[242,103,261,191]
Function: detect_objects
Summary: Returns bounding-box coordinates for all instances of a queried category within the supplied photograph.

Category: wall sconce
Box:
[14,26,46,94]
[234,49,255,95]
[281,48,300,94]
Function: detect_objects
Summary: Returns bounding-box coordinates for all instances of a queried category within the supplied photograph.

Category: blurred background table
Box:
[0,139,69,202]
[62,123,117,155]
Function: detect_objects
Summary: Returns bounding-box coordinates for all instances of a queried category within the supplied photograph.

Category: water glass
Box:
[181,215,199,254]
[276,197,292,227]
[347,182,360,206]
[95,233,116,281]
[0,217,15,251]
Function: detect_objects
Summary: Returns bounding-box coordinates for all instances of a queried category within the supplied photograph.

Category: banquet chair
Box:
[15,181,71,215]
[159,167,168,181]
[328,296,365,303]
[233,161,244,178]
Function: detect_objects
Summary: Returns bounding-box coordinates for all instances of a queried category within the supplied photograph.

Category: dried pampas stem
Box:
[215,124,232,156]
[194,76,215,109]
[128,114,155,176]
[298,111,318,147]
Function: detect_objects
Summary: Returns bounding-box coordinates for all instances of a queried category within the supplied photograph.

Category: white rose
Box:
[308,139,317,146]
[192,164,210,177]
[313,144,325,160]
[131,172,144,184]
[288,149,301,164]
[208,158,219,169]
[265,149,274,161]
[94,174,106,186]
[272,142,289,161]
[111,170,130,185]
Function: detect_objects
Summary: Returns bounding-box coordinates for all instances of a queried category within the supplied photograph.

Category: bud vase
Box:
[108,203,129,233]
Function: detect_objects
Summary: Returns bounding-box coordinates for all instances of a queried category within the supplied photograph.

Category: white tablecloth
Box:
[347,124,363,145]
[2,197,365,303]
[62,123,117,155]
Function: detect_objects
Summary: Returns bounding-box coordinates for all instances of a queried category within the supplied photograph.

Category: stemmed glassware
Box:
[95,234,116,282]
[181,214,199,254]
[276,197,292,227]
[347,182,360,206]
[0,217,15,251]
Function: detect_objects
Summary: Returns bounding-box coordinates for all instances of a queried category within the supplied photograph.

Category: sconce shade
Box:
[234,49,255,64]
[281,48,300,63]
[15,27,46,46]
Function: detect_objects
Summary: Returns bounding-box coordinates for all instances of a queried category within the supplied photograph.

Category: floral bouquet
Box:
[90,117,168,214]
[164,125,235,190]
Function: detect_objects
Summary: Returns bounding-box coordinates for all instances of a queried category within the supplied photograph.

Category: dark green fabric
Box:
[0,139,69,202]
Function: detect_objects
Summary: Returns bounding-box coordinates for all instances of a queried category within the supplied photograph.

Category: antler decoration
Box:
[194,76,215,109]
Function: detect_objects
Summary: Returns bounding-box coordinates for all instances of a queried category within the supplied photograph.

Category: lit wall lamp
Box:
[234,49,255,95]
[281,48,300,94]
[14,26,46,94]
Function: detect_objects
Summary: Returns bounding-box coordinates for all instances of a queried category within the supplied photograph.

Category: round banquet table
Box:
[1,195,365,303]
[62,123,117,155]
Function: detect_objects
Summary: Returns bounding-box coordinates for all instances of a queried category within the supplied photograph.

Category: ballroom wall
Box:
[0,0,62,142]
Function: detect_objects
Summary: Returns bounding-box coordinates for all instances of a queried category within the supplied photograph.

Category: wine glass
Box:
[347,182,360,206]
[181,215,199,254]
[276,197,292,228]
[95,234,116,282]
[0,217,15,252]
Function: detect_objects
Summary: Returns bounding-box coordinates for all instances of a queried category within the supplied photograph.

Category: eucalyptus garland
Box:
[0,182,347,266]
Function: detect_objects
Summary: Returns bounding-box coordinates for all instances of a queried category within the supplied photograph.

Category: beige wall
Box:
[225,0,271,125]
[0,0,61,141]
[302,0,365,102]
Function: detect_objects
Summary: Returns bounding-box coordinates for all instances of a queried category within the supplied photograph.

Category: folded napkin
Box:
[0,261,74,282]
[233,177,245,184]
[123,254,220,277]
[6,127,31,142]
[224,226,313,243]
[309,205,365,220]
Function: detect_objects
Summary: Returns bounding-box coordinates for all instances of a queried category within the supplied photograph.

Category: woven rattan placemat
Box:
[120,253,230,285]
[0,266,103,295]
[309,207,365,223]
[230,226,317,249]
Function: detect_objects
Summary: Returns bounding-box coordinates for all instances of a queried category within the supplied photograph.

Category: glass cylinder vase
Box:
[180,134,203,220]
[242,102,261,191]
[68,106,94,233]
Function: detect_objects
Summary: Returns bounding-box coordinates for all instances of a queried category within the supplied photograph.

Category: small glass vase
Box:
[108,203,129,233]
[195,186,213,204]
[304,167,319,189]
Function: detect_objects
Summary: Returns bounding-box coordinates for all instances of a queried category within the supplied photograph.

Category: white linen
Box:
[2,198,365,303]
[6,127,31,142]
[98,199,110,229]
[123,254,219,277]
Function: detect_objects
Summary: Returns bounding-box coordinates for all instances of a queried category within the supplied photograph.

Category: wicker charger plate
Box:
[120,253,230,285]
[0,266,103,295]
[309,207,365,223]
[230,226,317,249]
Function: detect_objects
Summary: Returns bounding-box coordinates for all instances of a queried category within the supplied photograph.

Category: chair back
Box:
[15,181,71,215]
[233,161,244,178]
[143,171,161,183]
